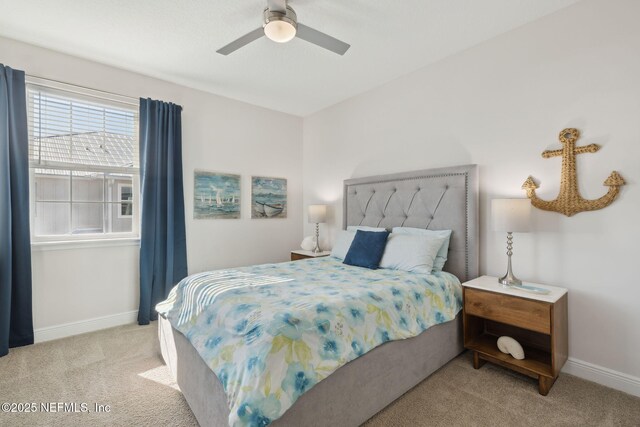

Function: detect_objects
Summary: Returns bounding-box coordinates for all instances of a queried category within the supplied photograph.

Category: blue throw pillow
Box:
[343,230,390,269]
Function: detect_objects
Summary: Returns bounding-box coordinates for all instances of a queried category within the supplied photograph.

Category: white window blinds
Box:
[27,82,139,174]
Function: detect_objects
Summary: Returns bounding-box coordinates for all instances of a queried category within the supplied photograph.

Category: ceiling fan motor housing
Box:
[263,5,298,31]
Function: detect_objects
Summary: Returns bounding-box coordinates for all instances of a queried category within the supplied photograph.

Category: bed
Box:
[158,164,479,426]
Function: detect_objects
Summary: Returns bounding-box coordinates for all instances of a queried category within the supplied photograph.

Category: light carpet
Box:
[0,323,638,426]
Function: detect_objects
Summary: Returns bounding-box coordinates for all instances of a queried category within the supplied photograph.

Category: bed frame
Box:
[159,164,479,426]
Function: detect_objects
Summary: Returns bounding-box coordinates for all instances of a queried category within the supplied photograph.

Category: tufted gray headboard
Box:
[343,164,478,282]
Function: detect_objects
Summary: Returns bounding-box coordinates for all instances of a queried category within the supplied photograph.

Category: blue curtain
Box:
[0,65,33,357]
[138,98,188,325]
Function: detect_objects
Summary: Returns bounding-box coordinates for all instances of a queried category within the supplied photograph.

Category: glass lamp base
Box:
[313,223,322,253]
[499,274,522,287]
[499,232,522,287]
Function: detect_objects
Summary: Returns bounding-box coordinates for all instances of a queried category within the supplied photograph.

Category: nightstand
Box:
[290,250,331,261]
[462,275,568,395]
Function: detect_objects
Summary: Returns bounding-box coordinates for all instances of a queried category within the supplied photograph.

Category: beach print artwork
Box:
[251,176,287,218]
[194,171,241,219]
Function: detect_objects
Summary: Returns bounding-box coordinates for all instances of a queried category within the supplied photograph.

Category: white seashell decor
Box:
[497,336,525,360]
[300,236,316,251]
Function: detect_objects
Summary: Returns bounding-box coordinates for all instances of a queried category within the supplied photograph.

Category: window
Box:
[26,78,140,241]
[117,183,133,218]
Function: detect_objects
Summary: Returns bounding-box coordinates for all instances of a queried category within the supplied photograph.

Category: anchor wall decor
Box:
[522,128,625,217]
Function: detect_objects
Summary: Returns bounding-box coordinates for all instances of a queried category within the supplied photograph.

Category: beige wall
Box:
[303,0,640,383]
[1,36,304,335]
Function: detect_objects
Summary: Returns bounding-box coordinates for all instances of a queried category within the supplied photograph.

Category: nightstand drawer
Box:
[291,252,309,261]
[464,288,550,334]
[290,250,331,261]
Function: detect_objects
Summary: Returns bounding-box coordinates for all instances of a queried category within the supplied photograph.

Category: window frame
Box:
[26,77,141,244]
[117,182,134,219]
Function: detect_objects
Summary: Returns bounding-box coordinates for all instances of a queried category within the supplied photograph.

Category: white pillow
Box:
[379,234,446,274]
[392,227,452,271]
[346,226,387,232]
[330,230,356,260]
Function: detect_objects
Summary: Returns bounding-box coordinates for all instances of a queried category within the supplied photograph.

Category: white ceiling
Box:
[0,0,580,116]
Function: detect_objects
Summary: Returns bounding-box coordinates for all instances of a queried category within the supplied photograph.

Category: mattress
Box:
[156,257,462,427]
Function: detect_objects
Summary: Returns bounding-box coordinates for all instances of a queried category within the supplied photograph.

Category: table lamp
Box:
[308,204,327,253]
[492,198,531,287]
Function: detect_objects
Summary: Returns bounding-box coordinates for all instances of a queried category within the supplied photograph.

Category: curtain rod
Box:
[26,73,140,107]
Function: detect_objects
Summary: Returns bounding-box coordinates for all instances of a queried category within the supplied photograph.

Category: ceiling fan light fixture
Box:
[264,20,296,43]
[263,6,297,43]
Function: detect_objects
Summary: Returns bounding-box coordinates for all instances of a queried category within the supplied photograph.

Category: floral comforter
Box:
[156,257,462,427]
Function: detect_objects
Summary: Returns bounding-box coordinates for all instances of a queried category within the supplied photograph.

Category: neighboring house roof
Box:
[31,131,136,169]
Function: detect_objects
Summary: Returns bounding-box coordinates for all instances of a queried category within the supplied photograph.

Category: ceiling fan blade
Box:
[267,0,287,13]
[296,23,350,55]
[216,27,264,55]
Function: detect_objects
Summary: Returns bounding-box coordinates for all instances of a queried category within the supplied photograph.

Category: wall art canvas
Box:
[251,176,287,219]
[194,171,241,219]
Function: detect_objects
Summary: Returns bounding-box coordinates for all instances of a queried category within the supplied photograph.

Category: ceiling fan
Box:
[216,0,350,56]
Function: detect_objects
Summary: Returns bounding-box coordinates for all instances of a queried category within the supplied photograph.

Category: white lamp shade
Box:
[308,204,327,224]
[492,199,531,232]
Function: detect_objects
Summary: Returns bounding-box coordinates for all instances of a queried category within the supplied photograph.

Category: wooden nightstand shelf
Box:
[462,275,568,395]
[290,250,331,261]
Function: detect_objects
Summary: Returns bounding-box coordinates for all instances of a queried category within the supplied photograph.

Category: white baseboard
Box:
[34,310,138,343]
[563,357,640,398]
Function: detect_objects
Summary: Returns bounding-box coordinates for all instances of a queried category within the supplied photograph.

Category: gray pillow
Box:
[379,234,446,274]
[330,230,356,260]
[391,227,452,271]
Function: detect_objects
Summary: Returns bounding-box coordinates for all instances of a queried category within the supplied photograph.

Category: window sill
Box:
[31,237,140,252]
